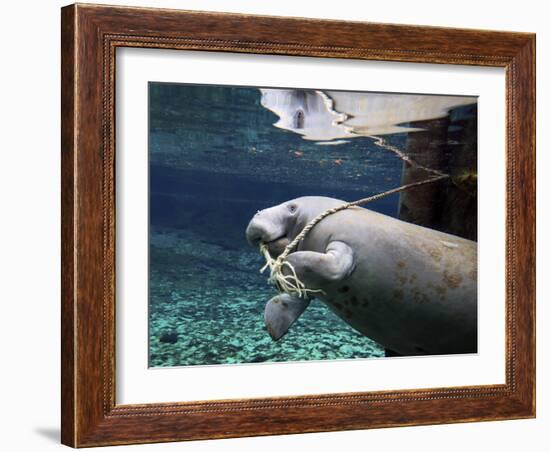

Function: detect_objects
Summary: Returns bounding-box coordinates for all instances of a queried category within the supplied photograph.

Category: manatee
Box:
[246,196,477,356]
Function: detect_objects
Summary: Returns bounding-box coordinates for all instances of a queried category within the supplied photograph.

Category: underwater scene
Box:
[149,83,478,367]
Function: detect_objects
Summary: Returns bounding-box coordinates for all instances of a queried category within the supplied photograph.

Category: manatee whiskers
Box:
[259,242,325,298]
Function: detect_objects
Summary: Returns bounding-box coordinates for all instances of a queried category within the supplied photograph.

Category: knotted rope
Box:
[259,174,448,298]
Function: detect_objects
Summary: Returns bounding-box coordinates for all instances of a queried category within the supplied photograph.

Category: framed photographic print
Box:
[61,3,536,447]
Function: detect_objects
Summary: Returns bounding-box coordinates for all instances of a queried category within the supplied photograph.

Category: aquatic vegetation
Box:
[453,170,478,195]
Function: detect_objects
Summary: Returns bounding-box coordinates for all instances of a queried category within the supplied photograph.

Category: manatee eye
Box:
[288,203,297,214]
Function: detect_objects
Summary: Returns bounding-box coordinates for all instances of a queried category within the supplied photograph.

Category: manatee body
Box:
[246,196,477,356]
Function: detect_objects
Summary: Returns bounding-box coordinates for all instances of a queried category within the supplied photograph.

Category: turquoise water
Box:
[148,83,477,367]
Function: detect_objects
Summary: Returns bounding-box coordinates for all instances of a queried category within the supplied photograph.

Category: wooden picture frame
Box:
[61,3,536,447]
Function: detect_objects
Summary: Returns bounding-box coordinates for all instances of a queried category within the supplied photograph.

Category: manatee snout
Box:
[246,210,290,256]
[245,213,266,246]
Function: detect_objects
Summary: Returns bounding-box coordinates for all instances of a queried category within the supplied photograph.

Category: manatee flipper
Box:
[284,241,355,286]
[264,294,310,341]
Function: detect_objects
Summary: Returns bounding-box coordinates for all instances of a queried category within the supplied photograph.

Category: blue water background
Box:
[147,83,472,367]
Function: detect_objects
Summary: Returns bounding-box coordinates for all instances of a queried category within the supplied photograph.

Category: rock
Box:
[159,330,179,344]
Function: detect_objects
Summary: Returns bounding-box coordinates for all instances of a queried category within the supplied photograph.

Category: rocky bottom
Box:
[149,227,384,367]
